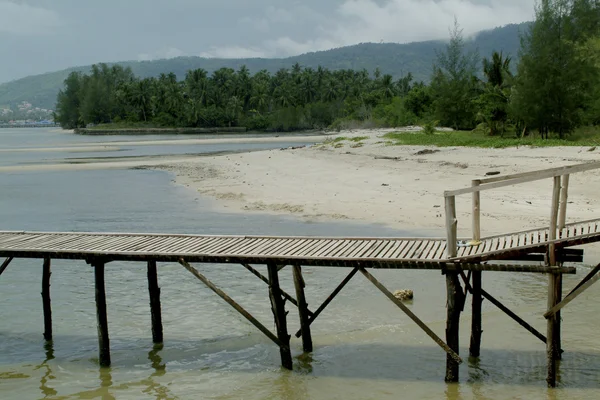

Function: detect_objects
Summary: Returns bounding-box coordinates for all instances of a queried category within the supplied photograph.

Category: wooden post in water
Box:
[472,180,481,242]
[546,176,561,387]
[445,195,462,382]
[469,270,482,358]
[292,265,313,353]
[94,262,111,367]
[41,257,52,341]
[267,263,293,370]
[147,261,163,344]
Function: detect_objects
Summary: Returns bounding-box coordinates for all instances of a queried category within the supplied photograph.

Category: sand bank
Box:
[154,128,600,247]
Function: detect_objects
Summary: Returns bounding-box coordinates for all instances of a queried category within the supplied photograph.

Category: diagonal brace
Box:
[242,264,312,316]
[360,267,462,364]
[544,264,600,319]
[0,257,14,277]
[295,267,359,338]
[179,258,281,346]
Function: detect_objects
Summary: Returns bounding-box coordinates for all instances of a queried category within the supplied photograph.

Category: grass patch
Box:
[384,128,600,148]
[349,136,369,142]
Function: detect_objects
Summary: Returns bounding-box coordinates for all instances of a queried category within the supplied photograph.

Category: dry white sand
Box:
[153,128,600,251]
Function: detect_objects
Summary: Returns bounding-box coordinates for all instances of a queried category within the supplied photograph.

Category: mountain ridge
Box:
[0,22,529,110]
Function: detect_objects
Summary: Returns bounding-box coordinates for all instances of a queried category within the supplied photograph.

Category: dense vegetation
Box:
[0,23,526,111]
[56,1,600,138]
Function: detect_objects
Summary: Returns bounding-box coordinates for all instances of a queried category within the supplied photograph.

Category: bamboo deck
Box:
[0,218,598,271]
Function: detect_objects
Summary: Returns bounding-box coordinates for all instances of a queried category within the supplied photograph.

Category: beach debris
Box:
[413,149,440,156]
[381,183,389,186]
[589,146,596,152]
[280,145,306,150]
[393,289,414,301]
[485,171,501,176]
[457,240,482,247]
[374,156,402,161]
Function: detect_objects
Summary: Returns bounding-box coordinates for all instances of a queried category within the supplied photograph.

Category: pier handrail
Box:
[443,161,600,261]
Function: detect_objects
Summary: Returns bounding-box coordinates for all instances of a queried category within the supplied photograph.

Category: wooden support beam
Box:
[558,174,570,231]
[445,271,465,382]
[94,262,111,367]
[294,267,359,338]
[469,270,483,358]
[565,263,600,298]
[267,263,293,370]
[360,267,462,365]
[242,264,309,315]
[277,265,287,272]
[472,180,481,242]
[42,257,52,341]
[0,257,13,276]
[147,261,163,344]
[480,288,547,345]
[545,267,600,318]
[292,265,313,353]
[178,259,281,346]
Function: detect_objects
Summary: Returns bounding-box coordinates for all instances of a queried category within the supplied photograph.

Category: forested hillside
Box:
[54,0,600,139]
[0,23,527,110]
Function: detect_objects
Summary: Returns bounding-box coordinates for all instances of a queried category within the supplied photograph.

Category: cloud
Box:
[138,47,185,61]
[0,1,61,35]
[220,0,535,58]
[199,46,267,59]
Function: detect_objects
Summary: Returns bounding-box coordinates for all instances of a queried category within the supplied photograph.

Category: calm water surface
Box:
[1,129,600,399]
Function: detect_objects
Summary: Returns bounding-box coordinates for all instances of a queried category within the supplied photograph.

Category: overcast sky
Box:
[0,0,536,83]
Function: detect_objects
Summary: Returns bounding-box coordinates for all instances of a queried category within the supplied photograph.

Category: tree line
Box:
[56,0,600,138]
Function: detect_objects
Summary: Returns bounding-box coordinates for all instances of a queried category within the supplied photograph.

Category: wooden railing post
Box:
[445,195,458,259]
[558,174,570,231]
[549,176,561,266]
[472,180,481,241]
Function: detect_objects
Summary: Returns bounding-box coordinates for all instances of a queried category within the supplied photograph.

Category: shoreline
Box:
[152,128,600,259]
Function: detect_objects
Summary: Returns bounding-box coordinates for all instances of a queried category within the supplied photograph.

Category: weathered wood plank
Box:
[469,270,482,358]
[445,271,464,382]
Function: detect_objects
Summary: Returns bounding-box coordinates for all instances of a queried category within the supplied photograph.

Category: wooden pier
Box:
[2,161,600,387]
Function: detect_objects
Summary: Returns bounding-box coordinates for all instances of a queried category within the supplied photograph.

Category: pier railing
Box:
[443,160,600,262]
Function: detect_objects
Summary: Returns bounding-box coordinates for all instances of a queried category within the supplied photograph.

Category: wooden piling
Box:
[292,265,313,353]
[469,270,482,358]
[546,272,560,387]
[42,257,52,341]
[147,261,163,344]
[549,176,561,266]
[267,263,293,370]
[445,271,464,382]
[94,262,111,367]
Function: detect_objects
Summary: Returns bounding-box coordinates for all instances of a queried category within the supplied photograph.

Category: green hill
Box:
[0,23,529,110]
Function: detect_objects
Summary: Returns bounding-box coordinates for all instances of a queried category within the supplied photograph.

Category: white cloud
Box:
[226,0,535,57]
[0,1,60,35]
[138,47,185,61]
[200,46,267,59]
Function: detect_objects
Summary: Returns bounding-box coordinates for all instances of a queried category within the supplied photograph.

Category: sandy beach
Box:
[153,128,600,246]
